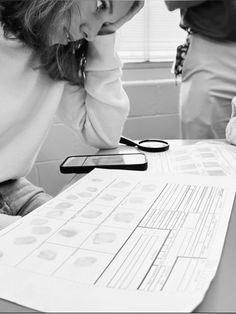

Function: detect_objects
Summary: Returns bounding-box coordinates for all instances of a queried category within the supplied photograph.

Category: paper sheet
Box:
[147,141,236,176]
[0,168,235,312]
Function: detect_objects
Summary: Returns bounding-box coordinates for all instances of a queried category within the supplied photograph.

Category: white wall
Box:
[27,64,180,196]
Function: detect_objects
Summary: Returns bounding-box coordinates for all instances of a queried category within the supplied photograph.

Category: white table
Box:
[0,140,236,312]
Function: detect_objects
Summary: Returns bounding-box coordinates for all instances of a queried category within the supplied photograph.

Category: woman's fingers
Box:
[115,1,145,26]
[99,0,145,35]
[130,1,145,16]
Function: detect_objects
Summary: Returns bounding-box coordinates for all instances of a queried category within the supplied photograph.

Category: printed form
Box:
[148,141,236,176]
[0,168,235,312]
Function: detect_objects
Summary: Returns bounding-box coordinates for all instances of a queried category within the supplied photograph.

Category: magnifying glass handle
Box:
[120,136,137,147]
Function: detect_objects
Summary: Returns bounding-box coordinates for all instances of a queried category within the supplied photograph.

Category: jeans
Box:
[0,178,52,217]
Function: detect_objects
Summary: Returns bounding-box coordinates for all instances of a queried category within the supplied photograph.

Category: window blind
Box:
[116,0,186,62]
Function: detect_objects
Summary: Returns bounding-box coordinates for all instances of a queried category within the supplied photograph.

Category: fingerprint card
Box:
[73,204,113,225]
[48,221,97,248]
[93,189,127,208]
[81,226,131,254]
[109,179,137,191]
[0,167,233,312]
[37,206,76,221]
[103,207,145,230]
[17,243,75,276]
[55,249,113,285]
[119,192,158,211]
[0,218,62,266]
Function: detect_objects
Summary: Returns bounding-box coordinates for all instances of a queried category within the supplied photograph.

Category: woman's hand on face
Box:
[99,1,145,35]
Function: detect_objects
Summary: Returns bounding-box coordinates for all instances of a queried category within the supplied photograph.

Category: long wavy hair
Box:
[0,0,88,85]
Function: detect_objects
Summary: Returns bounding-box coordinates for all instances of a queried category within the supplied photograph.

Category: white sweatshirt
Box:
[0,28,129,183]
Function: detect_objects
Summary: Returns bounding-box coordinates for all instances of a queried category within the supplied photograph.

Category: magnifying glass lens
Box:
[140,141,167,149]
[138,140,169,152]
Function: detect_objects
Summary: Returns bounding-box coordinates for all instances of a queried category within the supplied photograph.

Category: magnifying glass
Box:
[120,136,169,153]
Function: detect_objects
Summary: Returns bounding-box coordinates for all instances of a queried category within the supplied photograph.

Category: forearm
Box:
[165,0,208,11]
[82,71,129,149]
[84,34,129,148]
[58,34,129,149]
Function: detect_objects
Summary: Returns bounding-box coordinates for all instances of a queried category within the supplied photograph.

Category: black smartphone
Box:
[60,153,148,173]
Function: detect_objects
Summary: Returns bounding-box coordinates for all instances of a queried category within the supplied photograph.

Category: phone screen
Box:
[63,154,146,167]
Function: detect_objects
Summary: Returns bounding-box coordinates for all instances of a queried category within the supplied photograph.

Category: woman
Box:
[0,0,144,229]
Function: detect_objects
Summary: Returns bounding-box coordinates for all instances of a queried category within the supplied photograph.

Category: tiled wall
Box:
[123,79,180,139]
[27,69,180,196]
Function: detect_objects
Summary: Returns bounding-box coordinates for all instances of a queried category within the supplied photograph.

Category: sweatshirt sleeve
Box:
[57,33,130,149]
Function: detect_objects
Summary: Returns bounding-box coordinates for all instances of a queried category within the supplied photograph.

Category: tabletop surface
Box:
[0,139,236,312]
